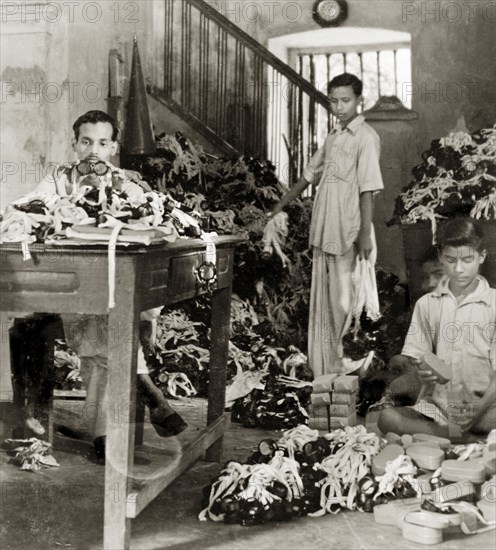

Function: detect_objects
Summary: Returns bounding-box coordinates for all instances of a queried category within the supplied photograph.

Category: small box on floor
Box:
[308,416,331,431]
[333,375,359,393]
[332,391,358,405]
[308,412,357,431]
[329,412,357,429]
[312,374,337,393]
[309,404,330,419]
[311,392,332,407]
[328,403,354,416]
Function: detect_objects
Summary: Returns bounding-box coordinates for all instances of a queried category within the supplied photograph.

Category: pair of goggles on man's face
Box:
[76,159,110,176]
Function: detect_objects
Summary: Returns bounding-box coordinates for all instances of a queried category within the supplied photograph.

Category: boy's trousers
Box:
[308,226,377,377]
[308,245,356,377]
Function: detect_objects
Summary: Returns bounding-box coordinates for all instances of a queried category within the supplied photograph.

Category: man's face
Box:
[329,86,362,125]
[439,245,486,291]
[72,122,117,163]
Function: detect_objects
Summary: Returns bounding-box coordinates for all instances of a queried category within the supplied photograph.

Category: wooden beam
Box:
[126,412,230,518]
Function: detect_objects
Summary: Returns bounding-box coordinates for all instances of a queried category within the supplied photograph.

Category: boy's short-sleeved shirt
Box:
[303,115,383,255]
[402,276,496,416]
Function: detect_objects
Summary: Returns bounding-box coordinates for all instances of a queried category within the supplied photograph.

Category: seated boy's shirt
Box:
[303,115,384,255]
[402,275,496,422]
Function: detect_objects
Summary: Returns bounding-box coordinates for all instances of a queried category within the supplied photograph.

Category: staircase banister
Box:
[186,0,330,109]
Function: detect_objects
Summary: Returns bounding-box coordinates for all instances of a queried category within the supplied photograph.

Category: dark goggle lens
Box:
[76,160,109,176]
[93,162,109,175]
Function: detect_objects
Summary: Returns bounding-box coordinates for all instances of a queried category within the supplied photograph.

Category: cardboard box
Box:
[312,374,337,393]
[333,375,359,393]
[309,412,357,431]
[310,392,332,407]
[329,412,357,429]
[332,391,358,405]
[308,416,331,432]
[308,404,330,420]
[328,403,355,416]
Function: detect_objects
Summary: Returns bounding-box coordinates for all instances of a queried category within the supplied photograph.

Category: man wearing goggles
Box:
[13,110,187,460]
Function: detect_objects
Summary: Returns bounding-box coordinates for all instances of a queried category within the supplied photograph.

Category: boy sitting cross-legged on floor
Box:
[378,218,496,440]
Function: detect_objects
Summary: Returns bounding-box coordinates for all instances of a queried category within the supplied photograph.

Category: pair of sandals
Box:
[149,409,188,438]
[93,410,188,461]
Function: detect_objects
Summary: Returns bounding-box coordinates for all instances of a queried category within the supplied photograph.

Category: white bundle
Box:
[261,212,290,267]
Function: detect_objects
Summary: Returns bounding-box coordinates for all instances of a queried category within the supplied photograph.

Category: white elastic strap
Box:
[448,502,496,534]
[21,241,31,261]
[107,220,124,309]
[201,232,216,266]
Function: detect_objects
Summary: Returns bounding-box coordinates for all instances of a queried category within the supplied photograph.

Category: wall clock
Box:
[312,0,349,27]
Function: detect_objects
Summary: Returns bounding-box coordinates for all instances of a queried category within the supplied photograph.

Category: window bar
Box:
[393,49,398,98]
[237,41,243,150]
[260,58,266,159]
[240,44,246,152]
[376,50,381,98]
[259,59,267,159]
[287,81,294,184]
[255,58,260,158]
[358,52,364,111]
[200,13,208,121]
[273,71,280,169]
[269,66,274,161]
[186,1,192,111]
[326,53,332,132]
[198,12,204,120]
[204,18,210,124]
[309,54,315,87]
[252,55,259,157]
[164,0,171,94]
[233,41,238,149]
[274,69,280,165]
[180,1,186,106]
[216,27,226,134]
[293,82,299,182]
[215,26,221,133]
[343,52,347,73]
[222,32,228,138]
[297,56,304,180]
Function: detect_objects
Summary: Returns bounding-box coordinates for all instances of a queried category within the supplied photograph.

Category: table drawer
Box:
[169,252,203,296]
[168,248,233,299]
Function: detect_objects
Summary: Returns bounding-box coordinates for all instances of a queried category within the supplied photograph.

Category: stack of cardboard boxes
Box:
[309,374,359,431]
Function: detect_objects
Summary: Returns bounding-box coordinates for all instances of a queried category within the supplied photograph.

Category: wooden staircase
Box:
[150,0,332,184]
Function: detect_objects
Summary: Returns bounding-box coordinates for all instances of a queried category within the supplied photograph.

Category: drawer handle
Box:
[194,261,218,293]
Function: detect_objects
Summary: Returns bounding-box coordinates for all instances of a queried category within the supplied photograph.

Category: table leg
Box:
[134,399,145,446]
[205,284,232,462]
[104,266,140,550]
[0,312,13,403]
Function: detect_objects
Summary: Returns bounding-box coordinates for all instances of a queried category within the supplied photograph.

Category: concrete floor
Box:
[1,399,495,550]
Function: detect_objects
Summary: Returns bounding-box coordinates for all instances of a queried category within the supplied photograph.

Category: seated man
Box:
[378,218,496,440]
[10,110,187,459]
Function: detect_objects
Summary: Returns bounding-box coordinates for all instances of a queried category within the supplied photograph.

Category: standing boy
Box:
[378,218,496,438]
[269,73,384,376]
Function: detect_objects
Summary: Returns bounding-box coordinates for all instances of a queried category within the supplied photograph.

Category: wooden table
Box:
[0,235,244,549]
